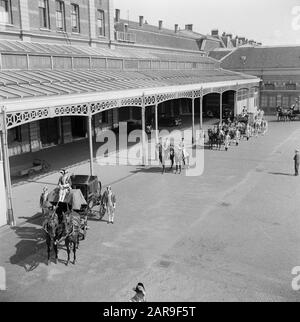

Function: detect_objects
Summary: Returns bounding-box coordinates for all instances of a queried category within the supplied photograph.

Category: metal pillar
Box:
[141,96,146,166]
[192,97,195,144]
[234,91,238,116]
[155,103,159,144]
[200,93,203,130]
[1,107,15,227]
[87,114,94,176]
[220,92,223,124]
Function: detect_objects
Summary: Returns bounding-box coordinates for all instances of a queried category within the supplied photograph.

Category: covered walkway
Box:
[0,39,260,227]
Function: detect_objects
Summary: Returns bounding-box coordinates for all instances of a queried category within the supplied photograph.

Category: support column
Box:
[87,114,94,176]
[192,97,195,144]
[200,93,203,130]
[155,103,159,144]
[141,97,146,166]
[247,89,250,113]
[220,92,223,124]
[234,91,238,116]
[1,108,15,227]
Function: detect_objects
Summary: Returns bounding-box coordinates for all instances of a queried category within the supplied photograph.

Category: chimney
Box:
[211,29,219,37]
[115,9,120,23]
[175,24,179,33]
[139,16,144,26]
[185,24,193,31]
[159,20,163,30]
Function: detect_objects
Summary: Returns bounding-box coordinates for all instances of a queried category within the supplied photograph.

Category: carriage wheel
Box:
[42,161,50,172]
[28,169,35,178]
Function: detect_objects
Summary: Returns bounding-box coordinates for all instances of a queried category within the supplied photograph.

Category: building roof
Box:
[221,46,300,70]
[116,20,203,52]
[209,49,235,61]
[0,68,258,103]
[0,39,209,63]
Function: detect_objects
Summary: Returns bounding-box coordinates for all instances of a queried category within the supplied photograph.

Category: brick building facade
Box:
[215,46,300,115]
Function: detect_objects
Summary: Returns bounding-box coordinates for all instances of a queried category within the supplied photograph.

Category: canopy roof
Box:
[0,68,257,102]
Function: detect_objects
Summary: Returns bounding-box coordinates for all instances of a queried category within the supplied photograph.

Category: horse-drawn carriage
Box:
[42,174,104,265]
[47,187,89,240]
[277,106,300,121]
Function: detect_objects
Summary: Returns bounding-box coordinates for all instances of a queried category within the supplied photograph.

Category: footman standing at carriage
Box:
[294,150,300,176]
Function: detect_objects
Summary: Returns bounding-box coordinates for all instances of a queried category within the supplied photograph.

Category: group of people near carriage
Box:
[39,169,116,266]
[207,111,268,151]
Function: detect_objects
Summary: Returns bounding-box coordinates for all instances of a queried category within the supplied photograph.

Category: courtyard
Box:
[0,118,300,302]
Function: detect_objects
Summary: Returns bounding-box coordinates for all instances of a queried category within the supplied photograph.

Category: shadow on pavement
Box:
[10,222,46,272]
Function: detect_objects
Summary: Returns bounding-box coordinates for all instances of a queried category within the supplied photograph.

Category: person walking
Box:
[294,150,300,176]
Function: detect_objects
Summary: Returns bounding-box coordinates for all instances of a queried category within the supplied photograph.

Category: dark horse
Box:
[277,106,292,122]
[43,211,64,265]
[208,129,225,150]
[43,208,80,266]
[63,211,80,266]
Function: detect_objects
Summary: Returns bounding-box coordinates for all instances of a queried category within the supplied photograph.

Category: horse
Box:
[63,211,80,266]
[277,107,291,122]
[216,130,225,150]
[43,211,64,265]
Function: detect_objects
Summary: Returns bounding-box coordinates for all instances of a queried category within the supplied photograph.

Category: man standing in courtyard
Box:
[294,150,299,176]
[107,186,117,224]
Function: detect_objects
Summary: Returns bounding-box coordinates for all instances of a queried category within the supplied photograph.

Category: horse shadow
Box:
[9,224,47,272]
[9,213,69,271]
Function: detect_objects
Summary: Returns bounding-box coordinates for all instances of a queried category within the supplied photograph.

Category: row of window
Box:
[0,0,105,36]
[261,95,299,107]
[264,83,297,90]
[40,0,105,35]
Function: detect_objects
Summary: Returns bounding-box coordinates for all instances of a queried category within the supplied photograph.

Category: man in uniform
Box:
[294,150,300,176]
[58,169,72,203]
